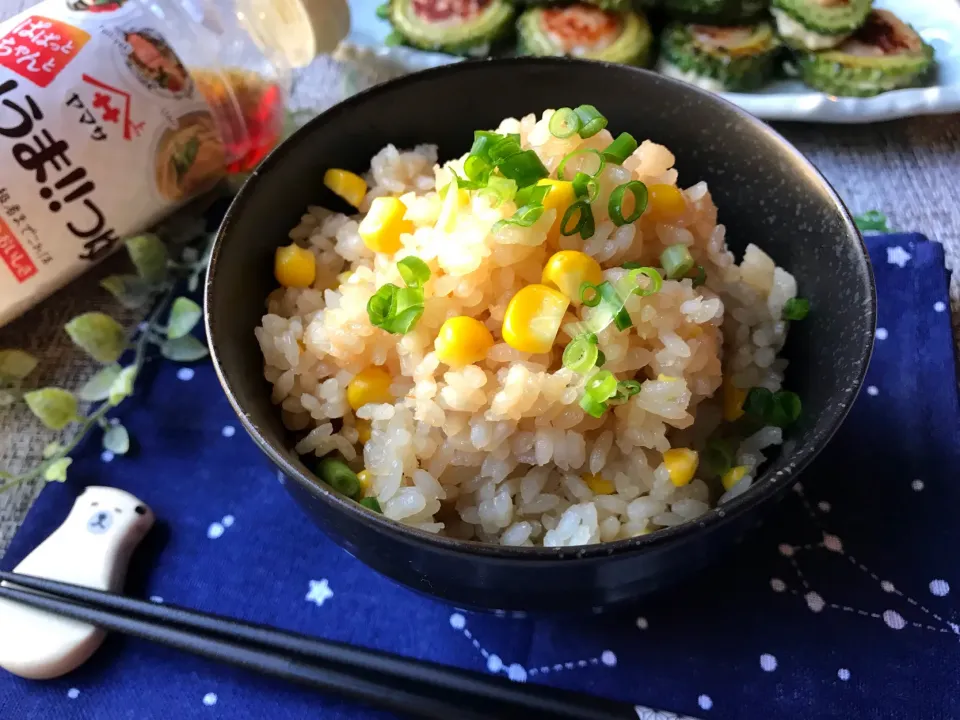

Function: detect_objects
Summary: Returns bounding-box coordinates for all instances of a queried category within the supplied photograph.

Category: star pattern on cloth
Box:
[886,246,912,268]
[306,579,333,607]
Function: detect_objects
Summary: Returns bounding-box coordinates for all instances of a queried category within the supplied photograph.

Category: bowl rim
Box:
[205,56,876,561]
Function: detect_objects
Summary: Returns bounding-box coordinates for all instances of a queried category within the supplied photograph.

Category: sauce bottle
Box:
[0,0,350,327]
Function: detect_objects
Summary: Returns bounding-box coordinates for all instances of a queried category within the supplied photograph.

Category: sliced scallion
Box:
[498,150,549,187]
[622,261,643,269]
[557,149,604,181]
[574,104,608,138]
[562,334,600,374]
[561,201,591,237]
[579,393,607,418]
[609,181,648,226]
[479,175,517,208]
[586,370,618,403]
[514,182,550,207]
[572,172,600,203]
[783,297,809,321]
[471,130,502,162]
[743,387,774,422]
[769,391,802,428]
[549,107,582,139]
[580,281,601,308]
[619,379,642,396]
[702,437,735,477]
[628,267,663,297]
[359,497,382,512]
[492,203,546,234]
[316,457,361,499]
[660,244,695,280]
[602,132,638,165]
[596,349,606,367]
[689,265,706,288]
[488,136,523,165]
[581,281,631,331]
[397,256,430,289]
[463,154,489,181]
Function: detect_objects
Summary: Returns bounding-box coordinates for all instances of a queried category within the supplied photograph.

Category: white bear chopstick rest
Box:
[0,486,154,679]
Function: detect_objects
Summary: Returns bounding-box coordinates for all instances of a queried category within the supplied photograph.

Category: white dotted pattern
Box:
[636,617,649,630]
[929,579,950,597]
[934,301,946,312]
[760,654,778,672]
[67,688,80,699]
[221,425,236,437]
[838,669,851,681]
[866,386,879,396]
[875,328,888,340]
[202,693,217,707]
[100,450,114,463]
[698,694,713,710]
[912,479,925,491]
[177,368,195,381]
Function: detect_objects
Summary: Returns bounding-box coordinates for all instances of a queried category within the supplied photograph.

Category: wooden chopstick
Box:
[0,571,651,720]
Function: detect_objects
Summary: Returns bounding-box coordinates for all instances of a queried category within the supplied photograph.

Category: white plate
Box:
[343,0,960,124]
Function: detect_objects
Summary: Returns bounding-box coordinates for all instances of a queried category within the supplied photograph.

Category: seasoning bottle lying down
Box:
[0,0,350,327]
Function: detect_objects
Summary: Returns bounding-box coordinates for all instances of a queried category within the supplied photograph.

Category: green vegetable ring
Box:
[771,0,871,51]
[385,0,515,57]
[796,10,935,97]
[661,0,769,25]
[659,22,781,92]
[517,4,654,67]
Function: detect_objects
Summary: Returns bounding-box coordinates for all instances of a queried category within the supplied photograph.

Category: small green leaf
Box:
[160,335,209,362]
[108,366,137,406]
[125,234,168,285]
[167,297,202,339]
[853,210,892,234]
[42,441,63,459]
[23,388,78,430]
[65,313,127,364]
[78,364,123,402]
[100,274,153,309]
[0,349,38,380]
[103,423,130,455]
[43,457,72,483]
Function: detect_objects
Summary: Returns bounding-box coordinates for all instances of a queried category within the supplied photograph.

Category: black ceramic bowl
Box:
[205,58,875,612]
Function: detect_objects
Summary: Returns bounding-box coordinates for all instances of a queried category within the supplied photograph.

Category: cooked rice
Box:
[256,109,795,547]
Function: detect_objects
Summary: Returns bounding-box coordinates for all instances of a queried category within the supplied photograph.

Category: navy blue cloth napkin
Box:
[1,233,958,720]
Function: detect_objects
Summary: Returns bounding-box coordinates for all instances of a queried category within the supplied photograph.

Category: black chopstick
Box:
[0,571,658,720]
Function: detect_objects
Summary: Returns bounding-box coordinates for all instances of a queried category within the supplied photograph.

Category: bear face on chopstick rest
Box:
[0,486,154,679]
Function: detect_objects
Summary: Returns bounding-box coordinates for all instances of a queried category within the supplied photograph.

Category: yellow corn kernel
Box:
[584,472,615,495]
[502,284,570,354]
[357,469,373,494]
[541,250,604,305]
[537,179,577,245]
[355,419,372,444]
[437,186,470,233]
[663,448,699,487]
[323,168,367,209]
[722,465,748,491]
[274,243,316,288]
[346,367,393,411]
[657,374,679,382]
[723,380,746,422]
[646,184,686,220]
[434,316,495,368]
[358,196,413,254]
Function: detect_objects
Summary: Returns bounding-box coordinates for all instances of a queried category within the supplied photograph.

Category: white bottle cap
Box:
[236,0,351,69]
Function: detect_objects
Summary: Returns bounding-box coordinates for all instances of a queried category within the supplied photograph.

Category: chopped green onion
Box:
[479,175,517,208]
[602,132,638,165]
[360,497,382,512]
[586,370,618,403]
[619,379,642,396]
[608,181,648,226]
[743,386,774,421]
[514,183,550,207]
[579,393,607,418]
[622,261,643,269]
[574,104,608,138]
[595,349,606,367]
[853,210,891,234]
[488,136,522,165]
[572,172,600,203]
[769,391,802,428]
[557,149,604,181]
[549,107,582,139]
[689,265,706,288]
[316,457,361,499]
[783,297,809,321]
[450,168,485,191]
[471,130,502,162]
[660,244,695,280]
[498,150,549,187]
[582,281,631,331]
[562,334,600,374]
[463,154,489,181]
[561,201,591,237]
[628,267,662,297]
[492,203,546,234]
[580,204,596,239]
[580,281,601,307]
[397,256,430,289]
[702,437,735,477]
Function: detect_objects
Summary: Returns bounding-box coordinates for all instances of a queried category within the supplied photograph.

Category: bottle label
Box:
[0,0,225,326]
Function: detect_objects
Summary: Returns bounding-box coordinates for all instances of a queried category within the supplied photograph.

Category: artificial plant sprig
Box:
[0,230,215,493]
